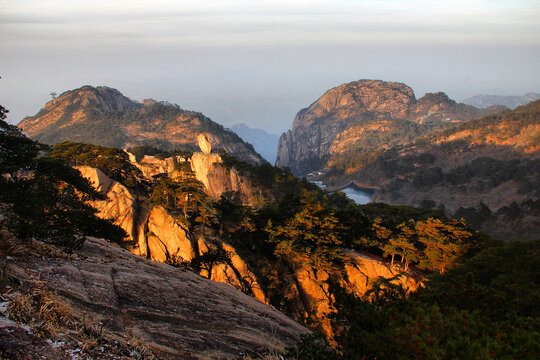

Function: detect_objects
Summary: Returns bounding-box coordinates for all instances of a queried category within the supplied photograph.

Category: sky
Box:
[1,0,540,134]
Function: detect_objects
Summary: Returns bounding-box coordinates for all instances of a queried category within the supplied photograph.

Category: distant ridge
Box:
[276,79,504,175]
[230,123,279,163]
[462,93,540,109]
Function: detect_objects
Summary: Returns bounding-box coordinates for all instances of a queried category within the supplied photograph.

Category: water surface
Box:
[340,186,373,204]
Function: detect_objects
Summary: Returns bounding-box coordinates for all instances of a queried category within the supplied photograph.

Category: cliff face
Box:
[276,80,503,176]
[18,86,263,165]
[77,165,268,304]
[293,251,421,337]
[276,80,415,175]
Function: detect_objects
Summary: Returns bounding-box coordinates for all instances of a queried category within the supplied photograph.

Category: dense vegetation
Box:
[49,142,144,189]
[206,158,539,358]
[331,240,540,359]
[0,106,126,249]
[329,118,426,172]
[423,99,540,148]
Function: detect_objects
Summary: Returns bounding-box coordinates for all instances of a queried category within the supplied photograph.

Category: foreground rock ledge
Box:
[6,237,308,359]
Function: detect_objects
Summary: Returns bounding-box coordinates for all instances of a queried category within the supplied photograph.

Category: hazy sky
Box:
[1,0,539,133]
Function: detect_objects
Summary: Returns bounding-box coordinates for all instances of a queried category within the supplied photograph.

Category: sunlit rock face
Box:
[293,250,422,338]
[197,133,212,154]
[76,163,268,304]
[76,166,138,241]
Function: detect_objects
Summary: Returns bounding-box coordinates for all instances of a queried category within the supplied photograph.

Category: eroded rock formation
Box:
[76,164,268,304]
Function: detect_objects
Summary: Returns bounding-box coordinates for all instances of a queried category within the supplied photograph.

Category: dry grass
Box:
[6,280,165,358]
[0,229,27,257]
[0,229,77,259]
[6,282,76,339]
[126,336,161,360]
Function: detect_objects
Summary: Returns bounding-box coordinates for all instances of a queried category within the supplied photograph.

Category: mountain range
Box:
[229,123,279,163]
[462,93,540,109]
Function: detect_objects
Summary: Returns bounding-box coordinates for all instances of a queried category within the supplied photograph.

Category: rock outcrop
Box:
[197,133,212,154]
[189,152,261,205]
[276,79,503,176]
[292,250,422,337]
[76,165,268,303]
[4,237,308,359]
[126,151,182,179]
[18,85,264,165]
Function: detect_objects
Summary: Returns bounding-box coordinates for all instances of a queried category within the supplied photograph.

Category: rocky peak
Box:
[46,85,140,113]
[293,80,416,130]
[276,80,417,175]
[19,86,141,137]
[276,79,504,176]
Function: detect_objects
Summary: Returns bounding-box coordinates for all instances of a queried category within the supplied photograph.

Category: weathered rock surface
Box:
[276,79,503,176]
[343,250,421,294]
[197,133,212,154]
[190,152,260,205]
[126,151,183,179]
[18,85,264,165]
[5,237,308,359]
[76,166,139,241]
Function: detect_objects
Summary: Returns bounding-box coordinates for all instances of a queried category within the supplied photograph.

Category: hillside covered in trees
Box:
[332,100,540,241]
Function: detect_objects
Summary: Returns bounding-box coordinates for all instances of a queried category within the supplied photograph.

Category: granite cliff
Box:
[77,156,268,304]
[276,80,504,176]
[18,86,263,165]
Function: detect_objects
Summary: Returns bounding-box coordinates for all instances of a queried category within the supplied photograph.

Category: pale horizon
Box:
[1,0,539,134]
